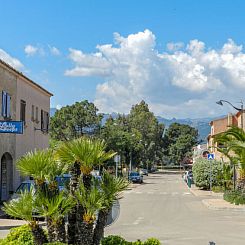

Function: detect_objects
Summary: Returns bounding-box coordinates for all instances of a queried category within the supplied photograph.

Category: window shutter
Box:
[1,91,7,117]
[6,94,11,118]
[41,110,44,131]
[46,112,49,132]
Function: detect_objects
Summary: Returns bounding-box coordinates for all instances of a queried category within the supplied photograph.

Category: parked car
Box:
[128,172,143,184]
[140,169,148,176]
[11,180,35,200]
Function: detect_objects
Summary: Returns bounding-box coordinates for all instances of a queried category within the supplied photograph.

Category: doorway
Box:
[1,153,13,201]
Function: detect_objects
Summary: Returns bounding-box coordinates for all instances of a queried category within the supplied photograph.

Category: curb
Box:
[189,186,223,198]
[202,199,245,212]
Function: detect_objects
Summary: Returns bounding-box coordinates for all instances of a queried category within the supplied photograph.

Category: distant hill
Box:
[50,108,219,142]
[156,116,212,142]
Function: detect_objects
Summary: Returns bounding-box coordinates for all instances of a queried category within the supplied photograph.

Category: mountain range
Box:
[50,108,220,142]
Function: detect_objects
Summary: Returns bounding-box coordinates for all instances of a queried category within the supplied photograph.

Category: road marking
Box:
[171,192,178,195]
[133,216,144,225]
[183,192,191,195]
[160,192,167,195]
[147,191,154,194]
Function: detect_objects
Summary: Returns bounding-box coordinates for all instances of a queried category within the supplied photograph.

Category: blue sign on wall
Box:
[0,121,23,134]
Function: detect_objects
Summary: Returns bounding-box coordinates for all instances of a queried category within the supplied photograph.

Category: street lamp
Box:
[216,100,244,130]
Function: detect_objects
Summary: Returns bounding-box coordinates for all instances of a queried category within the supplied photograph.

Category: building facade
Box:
[0,60,52,201]
[207,112,244,161]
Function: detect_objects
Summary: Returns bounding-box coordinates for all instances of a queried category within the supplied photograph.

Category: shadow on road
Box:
[0,225,20,230]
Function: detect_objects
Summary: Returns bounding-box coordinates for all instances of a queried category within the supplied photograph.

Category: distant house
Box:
[0,59,53,201]
[192,144,209,163]
[207,112,244,161]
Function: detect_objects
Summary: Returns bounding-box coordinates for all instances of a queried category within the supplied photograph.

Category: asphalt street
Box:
[105,172,245,245]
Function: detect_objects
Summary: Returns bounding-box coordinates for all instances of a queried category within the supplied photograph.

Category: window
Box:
[41,109,49,133]
[20,100,26,124]
[1,91,11,118]
[31,105,35,121]
[35,107,39,122]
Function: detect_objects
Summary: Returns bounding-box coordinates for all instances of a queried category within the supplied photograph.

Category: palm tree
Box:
[17,149,66,192]
[2,190,48,245]
[17,149,68,241]
[35,191,75,243]
[55,137,116,244]
[75,181,104,245]
[93,171,129,245]
[214,126,245,189]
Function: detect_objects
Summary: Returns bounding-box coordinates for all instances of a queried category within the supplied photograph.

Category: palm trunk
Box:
[83,174,92,190]
[46,217,55,243]
[76,203,85,244]
[68,162,81,244]
[80,222,94,245]
[93,209,108,245]
[76,173,93,244]
[30,223,48,245]
[55,217,66,243]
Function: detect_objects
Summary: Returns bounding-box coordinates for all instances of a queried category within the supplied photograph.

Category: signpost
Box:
[0,121,23,134]
[114,155,121,178]
[207,154,215,191]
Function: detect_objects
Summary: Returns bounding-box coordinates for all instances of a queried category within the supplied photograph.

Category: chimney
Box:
[227,113,233,127]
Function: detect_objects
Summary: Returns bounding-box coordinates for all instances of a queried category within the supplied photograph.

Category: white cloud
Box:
[167,42,184,51]
[56,104,62,110]
[0,49,23,70]
[49,45,61,56]
[24,45,38,56]
[65,29,245,118]
[24,44,45,56]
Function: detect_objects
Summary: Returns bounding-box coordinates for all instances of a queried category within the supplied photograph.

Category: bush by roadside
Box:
[223,190,245,205]
[192,158,222,190]
[101,235,161,245]
[0,225,66,245]
[0,224,33,245]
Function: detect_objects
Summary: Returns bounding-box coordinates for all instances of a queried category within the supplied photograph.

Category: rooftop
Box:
[0,59,53,97]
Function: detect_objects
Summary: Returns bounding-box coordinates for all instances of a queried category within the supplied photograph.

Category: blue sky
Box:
[1,1,245,118]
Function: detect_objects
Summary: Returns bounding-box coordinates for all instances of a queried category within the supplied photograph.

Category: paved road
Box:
[105,172,245,245]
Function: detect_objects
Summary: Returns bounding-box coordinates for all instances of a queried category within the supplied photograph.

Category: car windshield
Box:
[15,183,32,194]
[130,172,139,176]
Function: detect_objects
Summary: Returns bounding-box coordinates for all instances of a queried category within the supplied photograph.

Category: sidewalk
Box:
[202,199,245,211]
[189,185,223,198]
[0,218,27,239]
[189,184,245,211]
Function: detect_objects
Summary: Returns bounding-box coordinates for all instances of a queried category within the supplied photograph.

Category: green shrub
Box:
[101,236,160,245]
[0,225,34,245]
[144,238,161,245]
[192,158,222,189]
[44,243,67,245]
[224,190,245,205]
[212,185,225,193]
[101,235,126,245]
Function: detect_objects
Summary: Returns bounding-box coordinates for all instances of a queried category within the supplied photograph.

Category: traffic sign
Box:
[207,153,215,160]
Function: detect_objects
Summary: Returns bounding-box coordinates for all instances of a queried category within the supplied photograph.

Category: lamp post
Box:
[216,99,244,190]
[216,100,244,130]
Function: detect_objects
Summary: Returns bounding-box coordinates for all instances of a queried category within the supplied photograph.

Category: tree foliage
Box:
[101,101,165,169]
[50,100,102,141]
[163,123,198,165]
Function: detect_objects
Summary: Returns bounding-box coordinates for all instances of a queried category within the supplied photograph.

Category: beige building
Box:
[0,59,52,201]
[207,112,244,161]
